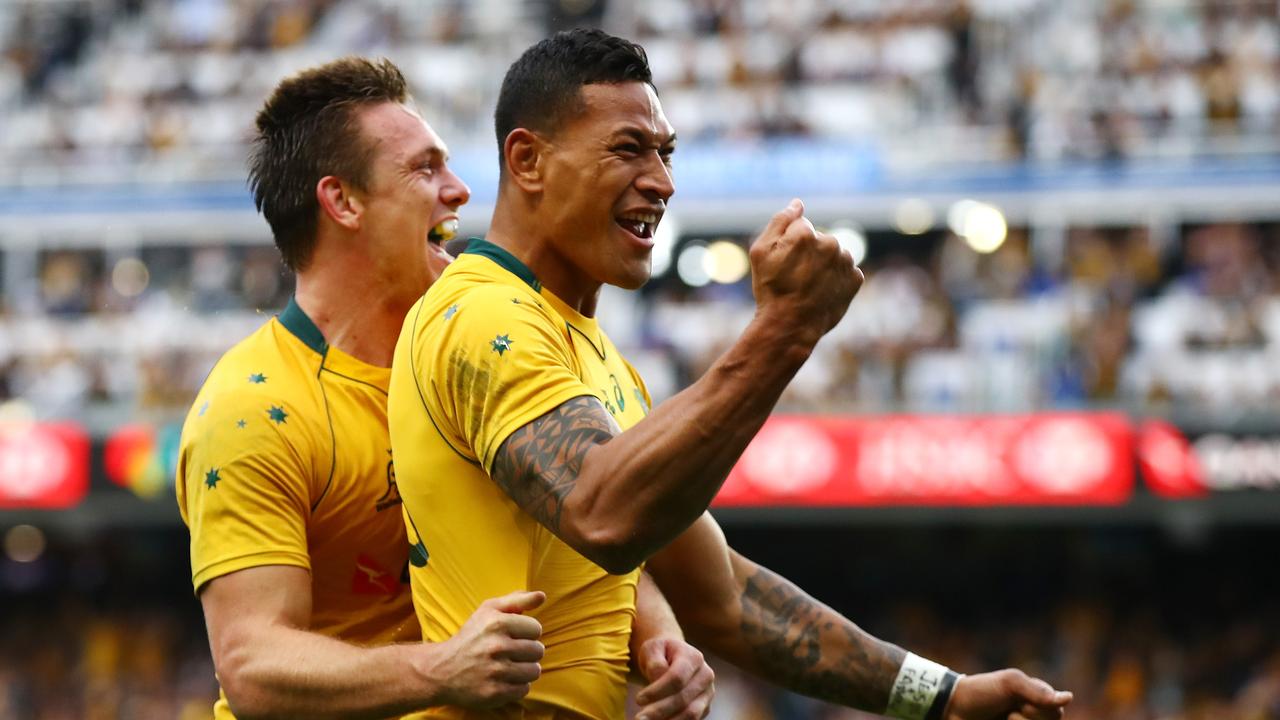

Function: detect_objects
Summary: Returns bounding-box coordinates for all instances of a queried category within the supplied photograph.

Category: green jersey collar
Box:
[462,237,542,292]
[278,296,329,356]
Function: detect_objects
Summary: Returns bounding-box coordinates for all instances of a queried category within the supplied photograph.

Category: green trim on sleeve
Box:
[462,237,542,292]
[278,296,329,356]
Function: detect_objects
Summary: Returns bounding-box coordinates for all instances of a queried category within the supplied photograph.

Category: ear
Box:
[316,175,363,231]
[503,128,545,194]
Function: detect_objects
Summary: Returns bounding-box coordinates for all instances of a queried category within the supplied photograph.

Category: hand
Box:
[430,590,546,708]
[945,669,1073,720]
[633,636,715,720]
[749,198,864,344]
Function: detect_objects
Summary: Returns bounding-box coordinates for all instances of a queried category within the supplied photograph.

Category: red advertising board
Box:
[1139,421,1280,496]
[0,422,91,509]
[717,413,1134,507]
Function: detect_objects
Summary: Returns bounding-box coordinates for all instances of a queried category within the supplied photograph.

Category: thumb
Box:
[640,639,672,680]
[483,590,547,614]
[1018,675,1073,706]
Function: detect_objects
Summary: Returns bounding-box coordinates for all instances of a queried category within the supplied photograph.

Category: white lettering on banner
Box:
[0,426,71,499]
[1014,418,1114,494]
[720,414,1133,506]
[857,419,1018,497]
[739,419,838,495]
[1194,434,1280,489]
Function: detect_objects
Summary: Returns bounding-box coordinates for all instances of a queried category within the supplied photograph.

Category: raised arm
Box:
[201,565,546,720]
[646,514,1074,720]
[490,200,864,573]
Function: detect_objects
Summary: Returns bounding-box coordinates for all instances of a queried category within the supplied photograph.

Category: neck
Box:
[293,249,410,368]
[487,198,602,317]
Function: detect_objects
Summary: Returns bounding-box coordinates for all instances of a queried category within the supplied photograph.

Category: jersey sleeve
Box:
[417,286,597,472]
[176,390,314,593]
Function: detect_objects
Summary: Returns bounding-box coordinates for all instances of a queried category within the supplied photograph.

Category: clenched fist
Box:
[429,590,547,708]
[749,198,864,346]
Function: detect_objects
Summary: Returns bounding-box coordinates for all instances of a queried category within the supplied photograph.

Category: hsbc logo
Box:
[0,423,89,508]
[738,419,839,496]
[1014,418,1116,495]
[0,428,70,499]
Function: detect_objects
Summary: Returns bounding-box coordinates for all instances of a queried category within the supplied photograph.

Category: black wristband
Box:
[924,670,960,720]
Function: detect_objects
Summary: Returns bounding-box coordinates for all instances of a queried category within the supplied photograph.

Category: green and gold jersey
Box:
[176,298,417,720]
[389,239,654,720]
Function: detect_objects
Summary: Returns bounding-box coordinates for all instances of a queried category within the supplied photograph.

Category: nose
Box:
[635,152,675,202]
[440,167,471,208]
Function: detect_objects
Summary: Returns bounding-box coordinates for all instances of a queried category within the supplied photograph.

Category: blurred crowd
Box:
[1,525,1276,719]
[638,219,1280,418]
[0,243,288,425]
[0,528,218,720]
[2,0,1278,183]
[4,219,1280,428]
[2,0,1279,425]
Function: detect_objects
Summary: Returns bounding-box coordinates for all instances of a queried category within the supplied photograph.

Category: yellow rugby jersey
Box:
[389,239,654,720]
[176,298,417,720]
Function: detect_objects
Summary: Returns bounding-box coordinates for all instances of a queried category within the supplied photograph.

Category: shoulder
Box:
[182,318,327,458]
[409,269,564,353]
[430,256,549,314]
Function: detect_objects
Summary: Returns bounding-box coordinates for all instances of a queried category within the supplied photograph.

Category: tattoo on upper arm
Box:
[740,566,906,710]
[490,395,620,533]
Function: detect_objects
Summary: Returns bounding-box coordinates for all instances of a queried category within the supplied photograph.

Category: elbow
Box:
[560,476,668,574]
[574,523,651,575]
[217,647,280,720]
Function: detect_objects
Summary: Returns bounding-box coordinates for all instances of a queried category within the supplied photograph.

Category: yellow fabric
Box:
[176,303,419,719]
[389,244,654,720]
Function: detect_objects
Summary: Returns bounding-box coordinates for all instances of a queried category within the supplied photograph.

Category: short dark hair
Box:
[248,56,407,271]
[494,28,653,167]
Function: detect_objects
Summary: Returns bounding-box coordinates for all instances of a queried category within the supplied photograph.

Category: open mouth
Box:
[616,212,659,240]
[427,218,458,243]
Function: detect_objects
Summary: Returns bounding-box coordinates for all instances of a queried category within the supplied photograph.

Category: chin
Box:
[610,265,652,291]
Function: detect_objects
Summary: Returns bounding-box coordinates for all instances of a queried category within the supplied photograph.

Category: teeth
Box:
[619,212,659,224]
[429,219,458,242]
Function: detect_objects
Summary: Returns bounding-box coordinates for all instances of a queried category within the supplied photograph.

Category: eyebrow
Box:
[406,145,448,167]
[615,127,678,146]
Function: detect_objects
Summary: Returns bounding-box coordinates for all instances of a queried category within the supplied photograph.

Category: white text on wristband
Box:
[885,653,950,720]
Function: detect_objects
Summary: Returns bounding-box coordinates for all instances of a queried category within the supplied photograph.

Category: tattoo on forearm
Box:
[490,396,619,533]
[740,566,906,710]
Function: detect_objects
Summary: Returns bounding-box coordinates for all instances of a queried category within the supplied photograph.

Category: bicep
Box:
[488,394,619,535]
[200,565,312,668]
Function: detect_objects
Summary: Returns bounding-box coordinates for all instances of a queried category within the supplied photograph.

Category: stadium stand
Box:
[2,1,1279,718]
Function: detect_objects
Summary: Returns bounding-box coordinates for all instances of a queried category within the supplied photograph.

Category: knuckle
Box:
[482,637,504,658]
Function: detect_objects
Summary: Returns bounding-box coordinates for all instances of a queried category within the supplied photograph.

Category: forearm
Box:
[700,557,906,712]
[574,312,813,562]
[630,569,684,680]
[218,625,440,720]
